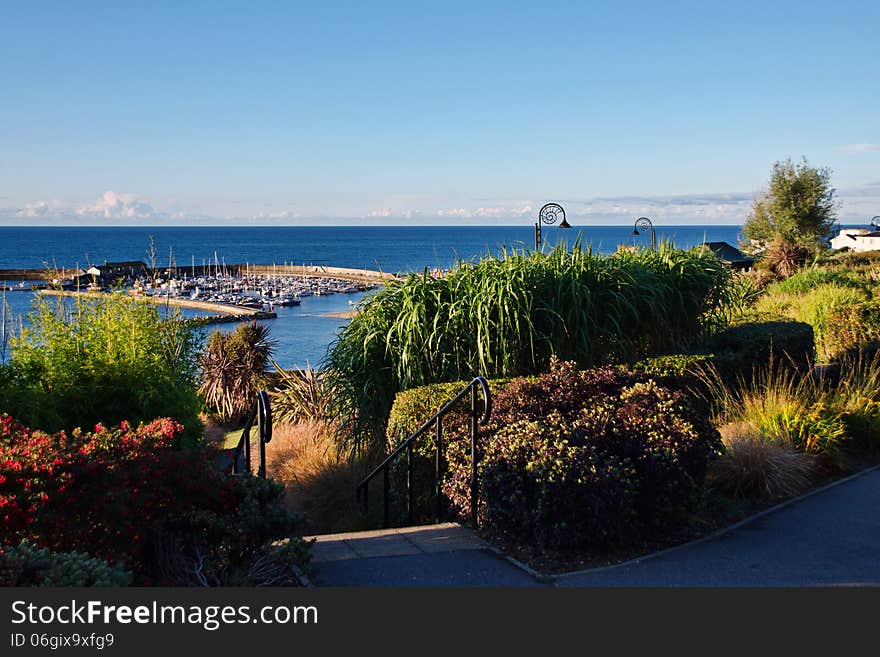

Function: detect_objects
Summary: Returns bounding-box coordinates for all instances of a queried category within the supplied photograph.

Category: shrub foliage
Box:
[328,243,731,448]
[439,359,722,548]
[0,540,133,587]
[0,414,308,585]
[0,293,202,441]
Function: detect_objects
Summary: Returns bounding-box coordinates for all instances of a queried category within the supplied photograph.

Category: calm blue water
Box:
[1,225,742,367]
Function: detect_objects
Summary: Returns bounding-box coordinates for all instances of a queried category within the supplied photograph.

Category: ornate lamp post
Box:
[535,202,571,250]
[632,216,656,250]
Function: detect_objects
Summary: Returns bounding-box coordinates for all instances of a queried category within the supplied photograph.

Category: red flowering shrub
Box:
[0,415,306,584]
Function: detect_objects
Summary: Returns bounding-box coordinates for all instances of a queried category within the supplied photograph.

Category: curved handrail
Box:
[357,376,492,528]
[231,391,273,478]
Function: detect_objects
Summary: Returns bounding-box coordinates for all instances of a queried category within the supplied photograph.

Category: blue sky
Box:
[1,0,878,225]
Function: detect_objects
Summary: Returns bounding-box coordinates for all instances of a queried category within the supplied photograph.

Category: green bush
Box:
[629,354,713,392]
[0,293,203,443]
[767,268,868,295]
[328,243,731,449]
[754,284,869,362]
[821,301,880,361]
[386,377,515,451]
[0,541,133,587]
[442,359,722,548]
[707,315,814,378]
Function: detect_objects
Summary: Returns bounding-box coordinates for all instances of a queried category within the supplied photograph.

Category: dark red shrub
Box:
[443,358,721,548]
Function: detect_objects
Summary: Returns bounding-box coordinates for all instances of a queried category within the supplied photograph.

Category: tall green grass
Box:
[326,242,731,449]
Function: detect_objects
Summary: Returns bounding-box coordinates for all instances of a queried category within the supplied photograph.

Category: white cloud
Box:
[843,143,880,154]
[16,199,64,217]
[75,191,159,219]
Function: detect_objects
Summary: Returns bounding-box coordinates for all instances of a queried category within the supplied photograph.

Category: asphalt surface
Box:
[557,467,880,587]
[313,549,545,587]
[309,467,880,587]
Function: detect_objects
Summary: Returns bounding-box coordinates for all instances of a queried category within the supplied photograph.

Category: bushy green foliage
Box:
[701,362,856,468]
[821,301,880,361]
[386,377,514,451]
[328,243,731,449]
[270,364,332,425]
[199,322,276,424]
[0,293,202,442]
[828,353,880,453]
[768,267,868,295]
[629,354,713,391]
[754,283,869,361]
[819,248,880,267]
[742,157,838,253]
[0,540,133,587]
[707,315,815,377]
[441,360,722,548]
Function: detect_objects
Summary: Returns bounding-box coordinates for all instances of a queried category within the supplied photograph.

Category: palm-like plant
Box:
[199,322,276,424]
[270,362,331,426]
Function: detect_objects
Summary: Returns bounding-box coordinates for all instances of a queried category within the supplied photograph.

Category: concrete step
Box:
[305,522,487,563]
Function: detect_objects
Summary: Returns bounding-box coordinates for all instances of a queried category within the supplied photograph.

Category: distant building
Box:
[698,242,755,271]
[830,228,880,252]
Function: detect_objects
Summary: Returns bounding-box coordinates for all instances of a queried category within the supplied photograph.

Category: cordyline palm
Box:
[199,322,276,424]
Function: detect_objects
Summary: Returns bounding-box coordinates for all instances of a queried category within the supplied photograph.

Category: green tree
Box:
[198,322,276,424]
[742,158,839,254]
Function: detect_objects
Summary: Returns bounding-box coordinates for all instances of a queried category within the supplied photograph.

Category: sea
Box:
[0,225,742,368]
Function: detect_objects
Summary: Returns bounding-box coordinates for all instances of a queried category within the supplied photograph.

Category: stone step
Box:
[305,522,487,563]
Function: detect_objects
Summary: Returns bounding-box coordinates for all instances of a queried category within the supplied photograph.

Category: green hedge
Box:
[706,314,814,377]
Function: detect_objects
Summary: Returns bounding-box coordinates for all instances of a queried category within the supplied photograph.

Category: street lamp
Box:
[535,203,571,250]
[632,216,656,250]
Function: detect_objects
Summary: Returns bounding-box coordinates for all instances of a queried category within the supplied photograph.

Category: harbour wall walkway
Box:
[39,289,276,321]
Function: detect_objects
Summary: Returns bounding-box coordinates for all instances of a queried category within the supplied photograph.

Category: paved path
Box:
[558,467,880,587]
[307,468,880,587]
[307,523,543,587]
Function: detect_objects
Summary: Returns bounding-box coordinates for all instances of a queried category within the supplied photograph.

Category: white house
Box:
[830,228,880,252]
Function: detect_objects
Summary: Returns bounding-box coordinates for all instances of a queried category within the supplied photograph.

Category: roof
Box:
[700,241,754,264]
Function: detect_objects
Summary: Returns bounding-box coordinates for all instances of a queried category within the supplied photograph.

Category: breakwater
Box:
[38,290,278,323]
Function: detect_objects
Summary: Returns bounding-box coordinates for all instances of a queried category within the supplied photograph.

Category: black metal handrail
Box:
[231,390,273,478]
[357,376,492,528]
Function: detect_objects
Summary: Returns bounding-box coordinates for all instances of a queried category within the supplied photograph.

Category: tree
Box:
[198,322,276,424]
[742,158,839,254]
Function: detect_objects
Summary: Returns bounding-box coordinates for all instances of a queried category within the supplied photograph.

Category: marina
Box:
[1,262,386,316]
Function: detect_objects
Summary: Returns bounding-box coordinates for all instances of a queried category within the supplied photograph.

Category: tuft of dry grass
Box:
[265,422,378,534]
[709,422,816,500]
